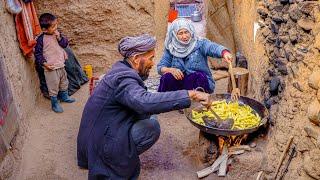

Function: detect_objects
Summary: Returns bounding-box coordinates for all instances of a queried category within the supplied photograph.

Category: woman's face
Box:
[176,28,191,43]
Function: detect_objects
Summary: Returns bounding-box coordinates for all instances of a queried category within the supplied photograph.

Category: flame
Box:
[218,134,248,153]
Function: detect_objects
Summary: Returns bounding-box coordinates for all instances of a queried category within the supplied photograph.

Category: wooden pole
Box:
[274,136,294,179]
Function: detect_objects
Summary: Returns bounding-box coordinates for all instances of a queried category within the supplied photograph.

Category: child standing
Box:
[35,13,75,113]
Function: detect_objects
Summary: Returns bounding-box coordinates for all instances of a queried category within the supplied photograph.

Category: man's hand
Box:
[43,63,55,71]
[222,51,233,63]
[54,30,61,41]
[188,90,211,107]
[170,68,184,80]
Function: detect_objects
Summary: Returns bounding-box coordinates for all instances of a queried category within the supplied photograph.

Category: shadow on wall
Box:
[0,56,19,161]
[205,0,257,70]
[205,0,236,69]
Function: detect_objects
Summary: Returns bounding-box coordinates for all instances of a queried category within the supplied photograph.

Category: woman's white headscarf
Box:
[164,18,197,58]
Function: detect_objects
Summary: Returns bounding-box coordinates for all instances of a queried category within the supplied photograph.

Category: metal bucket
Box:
[191,10,202,22]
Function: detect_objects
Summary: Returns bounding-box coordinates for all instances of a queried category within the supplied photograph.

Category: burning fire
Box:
[218,134,248,153]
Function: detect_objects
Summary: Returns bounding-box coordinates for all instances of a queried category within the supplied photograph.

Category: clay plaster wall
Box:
[0,1,39,178]
[227,0,269,99]
[34,0,168,75]
[152,0,170,76]
[0,1,38,136]
[206,0,235,53]
[0,0,167,177]
[206,0,268,99]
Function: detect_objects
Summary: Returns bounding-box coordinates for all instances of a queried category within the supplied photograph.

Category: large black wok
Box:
[184,94,268,136]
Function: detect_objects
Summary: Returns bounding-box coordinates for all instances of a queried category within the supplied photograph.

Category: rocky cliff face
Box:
[256,1,320,179]
[206,1,320,178]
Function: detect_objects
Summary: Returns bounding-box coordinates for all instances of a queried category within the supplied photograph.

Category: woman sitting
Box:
[157,18,233,94]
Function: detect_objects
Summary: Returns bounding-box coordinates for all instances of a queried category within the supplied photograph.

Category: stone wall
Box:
[256,1,320,179]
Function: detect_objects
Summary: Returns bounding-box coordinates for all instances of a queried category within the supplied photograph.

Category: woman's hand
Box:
[170,68,184,80]
[222,51,233,63]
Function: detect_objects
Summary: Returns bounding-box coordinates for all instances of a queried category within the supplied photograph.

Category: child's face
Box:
[44,19,58,35]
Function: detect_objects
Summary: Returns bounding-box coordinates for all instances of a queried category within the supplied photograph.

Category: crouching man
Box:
[77,34,210,179]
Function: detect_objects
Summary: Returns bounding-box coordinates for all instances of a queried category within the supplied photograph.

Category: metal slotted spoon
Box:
[194,87,234,129]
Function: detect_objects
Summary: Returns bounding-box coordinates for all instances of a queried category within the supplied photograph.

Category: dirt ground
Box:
[9,75,268,180]
[1,0,319,179]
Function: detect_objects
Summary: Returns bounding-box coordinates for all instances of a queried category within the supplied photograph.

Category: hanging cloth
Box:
[15,0,41,57]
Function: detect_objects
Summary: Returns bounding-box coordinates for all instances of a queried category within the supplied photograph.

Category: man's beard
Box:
[139,69,150,81]
[140,74,149,81]
[138,59,150,81]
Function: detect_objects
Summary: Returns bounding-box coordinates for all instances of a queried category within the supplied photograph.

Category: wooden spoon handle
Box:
[228,61,237,90]
[209,108,223,121]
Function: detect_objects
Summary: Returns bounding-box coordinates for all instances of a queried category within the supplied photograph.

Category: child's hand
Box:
[43,63,55,71]
[54,30,61,41]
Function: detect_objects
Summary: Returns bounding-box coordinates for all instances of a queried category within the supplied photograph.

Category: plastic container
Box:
[89,77,99,95]
[83,65,93,79]
[168,9,178,22]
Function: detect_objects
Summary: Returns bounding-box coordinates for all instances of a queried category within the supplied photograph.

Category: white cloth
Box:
[164,18,197,58]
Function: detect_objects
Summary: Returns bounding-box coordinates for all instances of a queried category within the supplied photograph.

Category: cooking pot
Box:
[184,93,268,136]
[191,10,202,22]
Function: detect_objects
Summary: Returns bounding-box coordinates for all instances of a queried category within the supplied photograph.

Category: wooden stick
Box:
[218,145,228,177]
[196,154,228,178]
[218,156,228,177]
[256,171,263,180]
[228,150,245,156]
[228,61,240,101]
[274,136,294,179]
[228,62,237,100]
[228,145,251,152]
[228,62,237,90]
